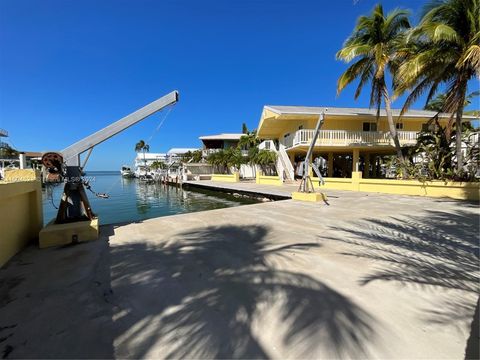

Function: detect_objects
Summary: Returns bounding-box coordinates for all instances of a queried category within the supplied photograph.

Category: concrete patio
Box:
[0,190,478,359]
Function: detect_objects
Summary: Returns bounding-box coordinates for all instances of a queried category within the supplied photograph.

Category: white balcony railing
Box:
[283,129,418,149]
[202,148,222,157]
[202,148,249,157]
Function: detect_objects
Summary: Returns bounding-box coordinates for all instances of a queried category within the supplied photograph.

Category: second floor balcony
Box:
[202,148,249,157]
[282,129,418,149]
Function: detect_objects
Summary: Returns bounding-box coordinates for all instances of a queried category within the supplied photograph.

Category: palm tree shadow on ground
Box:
[105,225,378,359]
[323,208,479,358]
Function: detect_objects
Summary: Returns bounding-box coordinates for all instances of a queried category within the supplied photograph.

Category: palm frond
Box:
[458,44,480,71]
[337,58,371,95]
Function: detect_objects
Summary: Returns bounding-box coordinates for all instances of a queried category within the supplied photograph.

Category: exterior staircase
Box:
[277,143,294,181]
[259,140,295,182]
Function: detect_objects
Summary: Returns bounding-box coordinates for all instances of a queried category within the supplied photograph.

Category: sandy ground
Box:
[0,189,479,359]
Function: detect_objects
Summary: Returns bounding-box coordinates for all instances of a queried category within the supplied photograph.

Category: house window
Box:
[265,141,270,150]
[362,122,377,132]
[396,123,403,130]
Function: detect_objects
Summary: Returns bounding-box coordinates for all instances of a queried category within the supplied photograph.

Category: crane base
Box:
[39,218,99,248]
[291,192,328,202]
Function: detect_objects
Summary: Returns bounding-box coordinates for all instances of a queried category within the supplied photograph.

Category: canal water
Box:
[42,171,259,225]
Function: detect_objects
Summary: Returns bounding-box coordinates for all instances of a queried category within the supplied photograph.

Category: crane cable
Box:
[95,105,177,197]
[146,103,176,144]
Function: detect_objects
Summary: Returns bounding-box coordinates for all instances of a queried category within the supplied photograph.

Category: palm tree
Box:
[238,124,260,151]
[425,91,479,115]
[0,143,18,159]
[336,4,411,163]
[150,160,166,170]
[251,149,277,176]
[395,0,480,173]
[207,150,224,174]
[181,150,203,163]
[134,140,150,167]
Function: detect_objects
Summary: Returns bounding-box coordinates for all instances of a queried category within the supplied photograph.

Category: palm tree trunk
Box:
[455,94,466,174]
[382,85,405,163]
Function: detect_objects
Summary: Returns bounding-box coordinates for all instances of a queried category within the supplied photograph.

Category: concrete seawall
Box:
[0,177,43,266]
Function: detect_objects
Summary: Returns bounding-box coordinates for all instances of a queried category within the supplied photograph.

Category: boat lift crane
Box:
[298,110,326,193]
[42,90,179,224]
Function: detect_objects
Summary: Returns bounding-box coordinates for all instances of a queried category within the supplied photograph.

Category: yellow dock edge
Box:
[39,218,99,248]
[291,192,328,202]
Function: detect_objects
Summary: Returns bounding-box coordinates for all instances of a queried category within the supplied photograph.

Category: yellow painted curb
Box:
[291,192,328,202]
[39,218,99,248]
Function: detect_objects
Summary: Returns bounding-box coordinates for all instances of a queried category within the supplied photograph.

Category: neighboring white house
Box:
[134,152,168,169]
[198,133,244,157]
[166,148,199,163]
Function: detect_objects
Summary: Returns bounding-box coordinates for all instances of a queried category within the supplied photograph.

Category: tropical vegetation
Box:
[395,0,479,174]
[206,147,245,174]
[150,160,167,170]
[238,127,260,152]
[336,4,411,164]
[248,148,278,176]
[206,146,278,176]
[337,0,479,180]
[181,150,203,163]
[0,143,18,159]
[134,140,150,167]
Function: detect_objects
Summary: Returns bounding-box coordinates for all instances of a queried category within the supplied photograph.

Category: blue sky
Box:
[0,0,477,170]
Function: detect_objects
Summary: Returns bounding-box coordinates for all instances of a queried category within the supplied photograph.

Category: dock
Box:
[182,179,296,200]
[1,188,478,359]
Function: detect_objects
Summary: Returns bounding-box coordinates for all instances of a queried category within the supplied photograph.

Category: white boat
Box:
[138,174,155,183]
[121,165,135,178]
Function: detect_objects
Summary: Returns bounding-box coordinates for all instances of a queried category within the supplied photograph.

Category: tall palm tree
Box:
[238,124,260,151]
[425,91,479,113]
[336,4,411,163]
[134,140,150,167]
[395,0,480,172]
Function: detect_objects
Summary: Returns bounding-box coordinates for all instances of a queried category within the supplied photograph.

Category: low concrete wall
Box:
[319,177,354,191]
[317,171,480,201]
[0,180,43,267]
[211,173,240,183]
[4,169,41,182]
[256,172,282,186]
[358,178,480,201]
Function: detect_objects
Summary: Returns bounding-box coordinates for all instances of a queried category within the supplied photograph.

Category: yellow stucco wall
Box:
[316,173,480,201]
[211,173,240,183]
[318,177,355,191]
[292,191,327,202]
[256,173,283,186]
[357,179,480,201]
[39,218,99,248]
[4,169,41,182]
[259,112,453,141]
[0,180,43,267]
[277,117,447,140]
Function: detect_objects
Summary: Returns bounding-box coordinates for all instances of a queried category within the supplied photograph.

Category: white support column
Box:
[19,153,27,169]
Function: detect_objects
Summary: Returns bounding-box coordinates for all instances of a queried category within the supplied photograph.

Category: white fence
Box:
[284,129,418,148]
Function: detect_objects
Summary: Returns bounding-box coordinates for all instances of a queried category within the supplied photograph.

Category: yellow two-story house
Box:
[256,105,476,179]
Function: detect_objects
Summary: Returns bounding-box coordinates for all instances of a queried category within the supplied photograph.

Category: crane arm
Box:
[61,90,179,165]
